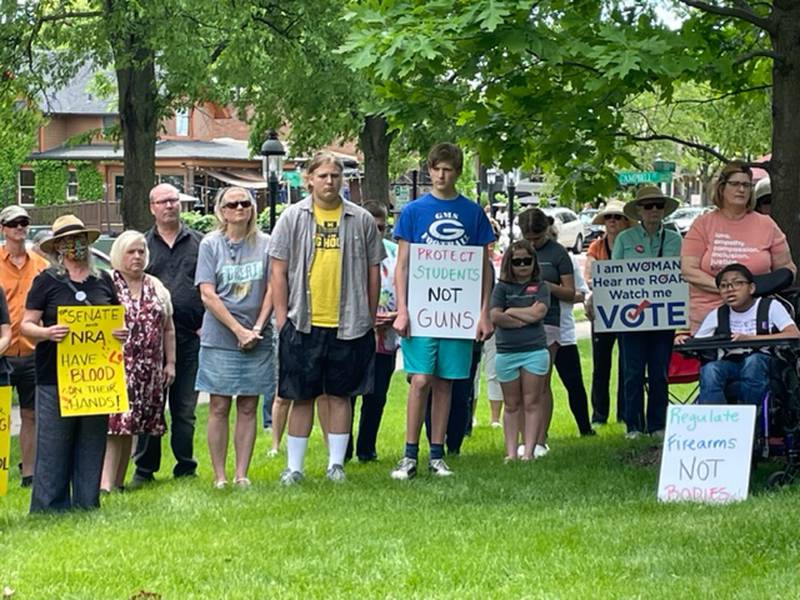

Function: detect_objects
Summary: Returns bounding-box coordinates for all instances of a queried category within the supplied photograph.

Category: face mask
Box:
[58,236,89,262]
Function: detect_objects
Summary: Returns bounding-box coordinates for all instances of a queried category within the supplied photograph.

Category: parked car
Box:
[663,206,708,236]
[543,207,586,253]
[579,208,604,250]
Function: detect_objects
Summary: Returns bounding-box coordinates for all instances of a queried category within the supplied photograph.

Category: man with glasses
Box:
[678,263,799,407]
[613,186,683,440]
[131,183,205,485]
[0,205,48,487]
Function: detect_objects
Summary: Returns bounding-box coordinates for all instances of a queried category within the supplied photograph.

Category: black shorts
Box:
[8,354,37,409]
[278,321,375,401]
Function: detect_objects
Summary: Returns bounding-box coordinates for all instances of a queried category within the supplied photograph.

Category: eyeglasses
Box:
[151,197,180,206]
[725,180,753,190]
[223,200,252,209]
[511,257,533,267]
[604,214,625,221]
[640,202,665,210]
[3,219,30,228]
[718,279,750,291]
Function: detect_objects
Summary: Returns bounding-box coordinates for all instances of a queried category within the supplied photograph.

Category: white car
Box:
[543,207,586,253]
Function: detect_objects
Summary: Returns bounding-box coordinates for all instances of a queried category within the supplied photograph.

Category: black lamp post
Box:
[260,130,286,232]
[506,172,516,243]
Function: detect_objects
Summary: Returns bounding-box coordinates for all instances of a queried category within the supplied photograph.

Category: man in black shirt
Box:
[132,184,205,483]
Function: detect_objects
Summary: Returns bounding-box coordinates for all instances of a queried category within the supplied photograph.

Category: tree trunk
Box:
[112,33,158,230]
[770,5,800,269]
[358,114,394,207]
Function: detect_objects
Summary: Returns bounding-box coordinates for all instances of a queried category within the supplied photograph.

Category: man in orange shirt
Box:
[0,206,48,487]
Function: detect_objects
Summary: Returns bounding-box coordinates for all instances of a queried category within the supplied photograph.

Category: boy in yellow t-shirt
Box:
[309,203,342,327]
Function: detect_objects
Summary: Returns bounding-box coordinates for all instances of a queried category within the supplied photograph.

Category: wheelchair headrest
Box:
[754,268,794,297]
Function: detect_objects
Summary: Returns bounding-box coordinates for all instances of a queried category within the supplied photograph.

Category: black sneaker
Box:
[390,457,417,480]
[21,475,33,488]
[428,458,454,477]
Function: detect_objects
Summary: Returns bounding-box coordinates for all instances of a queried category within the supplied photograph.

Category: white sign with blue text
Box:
[657,405,756,504]
[408,243,483,339]
[591,257,688,333]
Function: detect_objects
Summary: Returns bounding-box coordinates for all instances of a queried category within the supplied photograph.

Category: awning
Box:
[203,169,267,189]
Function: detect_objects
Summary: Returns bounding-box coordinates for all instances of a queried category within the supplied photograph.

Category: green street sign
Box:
[617,171,672,185]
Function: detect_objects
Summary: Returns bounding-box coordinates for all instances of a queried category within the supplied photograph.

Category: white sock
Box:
[286,435,309,473]
[328,433,349,469]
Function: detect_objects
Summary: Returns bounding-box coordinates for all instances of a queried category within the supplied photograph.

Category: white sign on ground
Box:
[657,404,756,504]
[407,243,483,339]
[591,257,688,333]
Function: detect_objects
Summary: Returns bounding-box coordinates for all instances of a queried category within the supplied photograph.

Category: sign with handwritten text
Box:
[591,257,688,332]
[657,405,756,503]
[0,387,10,496]
[57,306,128,417]
[408,244,483,339]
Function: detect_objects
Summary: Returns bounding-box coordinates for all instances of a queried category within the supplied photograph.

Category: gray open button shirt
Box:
[268,197,386,340]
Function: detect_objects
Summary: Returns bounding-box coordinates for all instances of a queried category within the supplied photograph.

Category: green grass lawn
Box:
[1,339,798,598]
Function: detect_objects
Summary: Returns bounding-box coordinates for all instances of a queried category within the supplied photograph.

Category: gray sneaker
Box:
[428,458,454,477]
[326,464,346,483]
[390,457,418,480]
[279,469,304,486]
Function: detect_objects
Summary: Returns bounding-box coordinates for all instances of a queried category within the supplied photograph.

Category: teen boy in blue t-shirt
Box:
[391,143,496,479]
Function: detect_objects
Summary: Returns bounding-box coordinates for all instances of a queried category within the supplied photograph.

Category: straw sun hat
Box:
[39,215,100,254]
[591,200,630,225]
[623,185,679,220]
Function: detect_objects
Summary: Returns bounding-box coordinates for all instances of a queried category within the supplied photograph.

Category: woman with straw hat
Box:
[584,200,630,426]
[612,186,682,440]
[22,215,128,512]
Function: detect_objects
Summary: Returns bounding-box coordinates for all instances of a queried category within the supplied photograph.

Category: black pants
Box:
[424,342,482,454]
[346,352,396,461]
[134,334,200,479]
[554,344,593,435]
[590,328,625,424]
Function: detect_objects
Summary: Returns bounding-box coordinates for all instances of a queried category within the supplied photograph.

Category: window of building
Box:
[114,175,124,202]
[67,170,78,201]
[18,169,35,205]
[175,109,189,136]
[102,115,117,134]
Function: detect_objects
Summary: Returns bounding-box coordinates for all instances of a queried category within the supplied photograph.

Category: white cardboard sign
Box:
[657,404,756,504]
[591,257,689,333]
[407,243,483,339]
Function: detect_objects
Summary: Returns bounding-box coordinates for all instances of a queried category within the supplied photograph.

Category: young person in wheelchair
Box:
[676,263,800,406]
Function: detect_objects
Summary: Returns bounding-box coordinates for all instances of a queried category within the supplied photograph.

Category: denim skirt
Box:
[195,334,276,397]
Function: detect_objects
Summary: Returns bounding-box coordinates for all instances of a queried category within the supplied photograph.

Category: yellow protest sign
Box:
[0,387,10,496]
[57,306,128,417]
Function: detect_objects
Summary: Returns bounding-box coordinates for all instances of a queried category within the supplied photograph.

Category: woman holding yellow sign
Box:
[22,215,128,513]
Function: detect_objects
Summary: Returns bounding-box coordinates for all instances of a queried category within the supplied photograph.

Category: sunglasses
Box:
[640,201,665,210]
[511,257,534,267]
[3,219,30,228]
[604,214,624,221]
[223,200,252,209]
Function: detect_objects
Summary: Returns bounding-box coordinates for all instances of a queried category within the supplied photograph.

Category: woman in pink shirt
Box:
[682,161,795,332]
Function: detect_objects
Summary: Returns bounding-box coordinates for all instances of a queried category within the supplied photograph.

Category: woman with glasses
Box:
[490,240,551,461]
[612,187,683,439]
[682,161,795,333]
[195,187,276,488]
[583,200,630,426]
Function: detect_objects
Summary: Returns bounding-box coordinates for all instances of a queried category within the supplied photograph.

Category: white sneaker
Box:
[279,469,304,486]
[326,464,346,483]
[625,431,643,440]
[390,457,417,480]
[266,448,279,458]
[650,429,666,441]
[534,444,550,459]
[491,421,502,429]
[517,444,525,458]
[428,458,454,477]
[472,417,479,428]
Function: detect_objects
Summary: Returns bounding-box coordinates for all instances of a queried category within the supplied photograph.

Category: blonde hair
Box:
[713,160,755,211]
[110,230,149,272]
[304,151,344,192]
[213,186,258,242]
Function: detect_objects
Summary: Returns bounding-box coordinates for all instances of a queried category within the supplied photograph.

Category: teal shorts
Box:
[495,349,550,382]
[400,336,473,380]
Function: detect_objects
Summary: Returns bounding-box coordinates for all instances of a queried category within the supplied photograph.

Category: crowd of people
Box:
[3,145,798,512]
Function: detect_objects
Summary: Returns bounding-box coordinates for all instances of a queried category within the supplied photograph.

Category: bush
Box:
[180,211,217,233]
[75,162,104,201]
[33,160,68,205]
